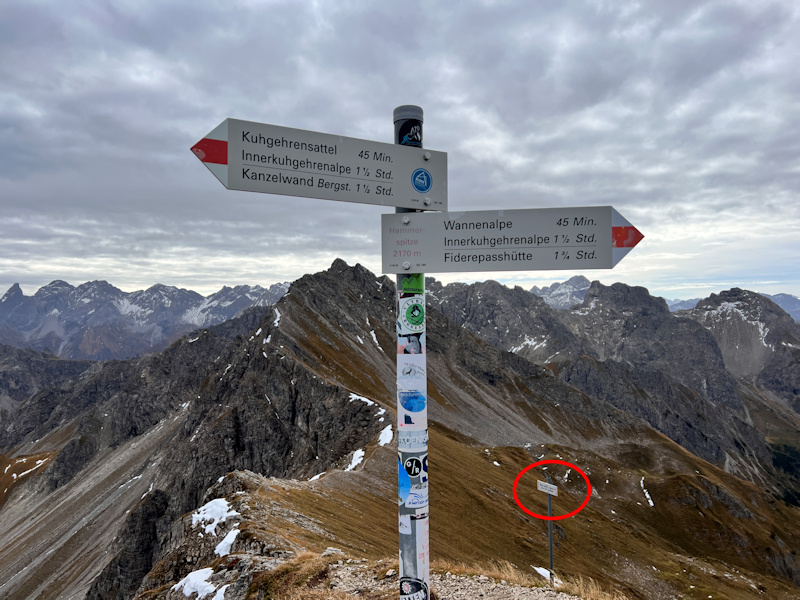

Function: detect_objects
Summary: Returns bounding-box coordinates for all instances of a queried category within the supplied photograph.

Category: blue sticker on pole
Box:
[411,168,432,193]
[399,390,426,413]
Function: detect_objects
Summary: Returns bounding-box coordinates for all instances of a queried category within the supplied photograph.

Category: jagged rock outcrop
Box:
[86,489,170,600]
[679,288,800,412]
[0,267,388,599]
[427,278,587,366]
[0,343,94,422]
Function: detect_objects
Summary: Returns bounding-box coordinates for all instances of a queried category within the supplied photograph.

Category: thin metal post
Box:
[547,473,554,585]
[394,105,430,600]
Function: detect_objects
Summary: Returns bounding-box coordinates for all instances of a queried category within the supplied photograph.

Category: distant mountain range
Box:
[0,280,289,360]
[1,263,799,599]
[2,277,795,365]
[529,275,800,321]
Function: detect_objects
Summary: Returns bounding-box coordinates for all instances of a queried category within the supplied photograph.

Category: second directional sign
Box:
[192,119,447,210]
[382,206,643,274]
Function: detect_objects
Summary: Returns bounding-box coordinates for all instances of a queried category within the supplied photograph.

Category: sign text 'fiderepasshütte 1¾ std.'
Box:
[381,206,643,274]
[191,119,447,210]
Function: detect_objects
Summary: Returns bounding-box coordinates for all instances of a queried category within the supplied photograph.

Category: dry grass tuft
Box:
[431,558,545,588]
[558,574,631,600]
[247,552,395,600]
[247,551,331,599]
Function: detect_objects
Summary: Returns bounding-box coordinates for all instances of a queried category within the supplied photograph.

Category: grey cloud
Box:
[2,0,799,299]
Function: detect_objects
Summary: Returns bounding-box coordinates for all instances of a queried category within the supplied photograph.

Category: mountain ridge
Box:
[0,280,289,361]
[526,276,800,321]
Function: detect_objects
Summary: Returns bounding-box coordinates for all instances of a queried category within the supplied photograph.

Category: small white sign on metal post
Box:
[537,480,559,496]
[538,478,558,584]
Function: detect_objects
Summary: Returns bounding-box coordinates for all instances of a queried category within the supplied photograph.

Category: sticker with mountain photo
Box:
[398,332,425,354]
[397,389,428,430]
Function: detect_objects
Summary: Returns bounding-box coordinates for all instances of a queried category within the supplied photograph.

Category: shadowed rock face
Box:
[85,489,170,600]
[426,278,781,478]
[0,344,94,422]
[678,288,800,412]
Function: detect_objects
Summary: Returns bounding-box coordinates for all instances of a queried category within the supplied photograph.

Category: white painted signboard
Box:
[192,119,447,210]
[537,480,559,496]
[382,206,643,274]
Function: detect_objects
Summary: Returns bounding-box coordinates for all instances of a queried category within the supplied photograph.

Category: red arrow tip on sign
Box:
[612,226,644,249]
[191,138,228,165]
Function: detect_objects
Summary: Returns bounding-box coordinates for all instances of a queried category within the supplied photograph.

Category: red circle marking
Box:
[512,460,591,520]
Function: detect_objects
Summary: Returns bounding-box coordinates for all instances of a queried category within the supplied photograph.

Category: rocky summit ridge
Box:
[531,276,800,321]
[0,260,799,599]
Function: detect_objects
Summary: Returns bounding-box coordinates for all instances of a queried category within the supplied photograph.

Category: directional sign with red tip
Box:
[382,206,643,274]
[611,210,645,268]
[191,118,447,210]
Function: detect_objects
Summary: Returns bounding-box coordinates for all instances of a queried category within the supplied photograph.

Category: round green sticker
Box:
[400,297,425,332]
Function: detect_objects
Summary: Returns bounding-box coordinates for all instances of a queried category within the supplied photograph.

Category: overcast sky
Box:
[2,0,799,301]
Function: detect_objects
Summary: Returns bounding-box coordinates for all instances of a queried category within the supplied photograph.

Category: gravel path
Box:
[328,561,581,600]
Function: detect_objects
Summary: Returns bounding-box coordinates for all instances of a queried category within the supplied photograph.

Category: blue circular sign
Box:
[411,168,433,193]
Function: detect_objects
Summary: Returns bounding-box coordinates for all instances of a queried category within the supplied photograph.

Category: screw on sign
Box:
[513,460,592,584]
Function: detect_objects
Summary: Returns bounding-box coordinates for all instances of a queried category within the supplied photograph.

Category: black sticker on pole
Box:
[400,578,429,600]
[397,119,423,148]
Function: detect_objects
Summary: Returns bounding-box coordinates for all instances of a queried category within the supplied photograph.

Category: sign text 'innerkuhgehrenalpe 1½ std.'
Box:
[239,127,397,197]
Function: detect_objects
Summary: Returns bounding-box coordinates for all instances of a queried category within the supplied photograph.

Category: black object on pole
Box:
[394,105,430,600]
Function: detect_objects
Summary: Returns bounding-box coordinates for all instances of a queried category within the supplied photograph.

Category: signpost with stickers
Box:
[192,106,642,600]
[393,106,431,600]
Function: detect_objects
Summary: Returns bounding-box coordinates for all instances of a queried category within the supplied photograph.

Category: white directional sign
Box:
[537,480,559,496]
[382,206,643,274]
[192,119,447,210]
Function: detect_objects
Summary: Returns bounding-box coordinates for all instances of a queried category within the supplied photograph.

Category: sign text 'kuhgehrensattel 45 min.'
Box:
[191,118,447,211]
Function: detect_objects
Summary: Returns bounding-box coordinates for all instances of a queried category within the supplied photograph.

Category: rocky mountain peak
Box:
[680,288,800,385]
[579,280,670,317]
[694,288,788,327]
[530,275,591,308]
[0,284,25,306]
[32,280,75,298]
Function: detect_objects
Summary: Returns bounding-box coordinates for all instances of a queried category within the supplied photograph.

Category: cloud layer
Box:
[2,0,799,299]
